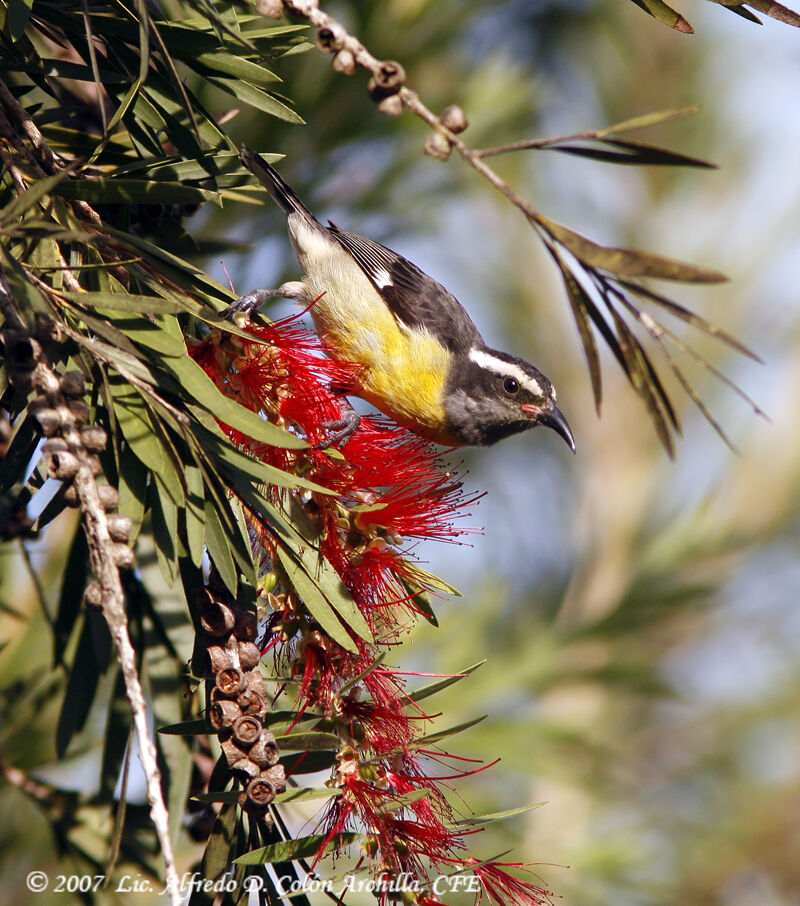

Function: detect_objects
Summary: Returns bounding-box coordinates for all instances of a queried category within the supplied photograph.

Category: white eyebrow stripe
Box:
[372,267,392,288]
[468,347,543,396]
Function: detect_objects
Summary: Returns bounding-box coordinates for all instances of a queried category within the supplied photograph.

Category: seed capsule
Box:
[201,601,236,638]
[49,451,80,480]
[59,371,86,398]
[96,485,119,511]
[80,426,108,452]
[367,60,406,101]
[66,400,90,425]
[110,543,134,569]
[232,715,262,747]
[209,699,242,732]
[106,514,133,543]
[249,731,280,767]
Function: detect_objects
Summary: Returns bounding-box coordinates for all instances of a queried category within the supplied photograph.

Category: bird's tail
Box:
[240,146,317,223]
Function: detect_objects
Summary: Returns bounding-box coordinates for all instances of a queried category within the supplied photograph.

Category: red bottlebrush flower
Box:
[189,314,548,905]
[464,858,552,906]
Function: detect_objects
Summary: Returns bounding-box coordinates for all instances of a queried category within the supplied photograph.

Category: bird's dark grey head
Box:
[444,346,575,450]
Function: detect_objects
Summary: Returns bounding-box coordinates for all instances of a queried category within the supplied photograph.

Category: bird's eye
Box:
[503,377,519,395]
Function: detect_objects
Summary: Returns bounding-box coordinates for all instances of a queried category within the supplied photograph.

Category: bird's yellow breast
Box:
[289,221,454,439]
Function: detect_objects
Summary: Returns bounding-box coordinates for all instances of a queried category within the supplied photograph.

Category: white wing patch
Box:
[468,347,543,396]
[372,267,393,288]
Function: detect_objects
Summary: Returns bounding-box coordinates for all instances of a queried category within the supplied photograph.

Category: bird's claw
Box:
[220,289,282,320]
[313,408,361,450]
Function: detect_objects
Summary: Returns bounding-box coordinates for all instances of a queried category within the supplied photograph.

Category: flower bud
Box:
[32,406,61,436]
[217,667,246,696]
[440,104,468,133]
[42,438,68,455]
[234,608,258,642]
[244,777,277,808]
[378,95,404,117]
[424,132,452,161]
[255,0,284,17]
[332,49,356,75]
[84,580,104,610]
[206,644,236,674]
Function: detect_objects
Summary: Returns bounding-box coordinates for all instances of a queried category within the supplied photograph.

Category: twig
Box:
[284,0,546,227]
[0,280,183,906]
[35,358,183,906]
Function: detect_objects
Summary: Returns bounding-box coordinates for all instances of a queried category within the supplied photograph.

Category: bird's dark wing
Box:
[327,224,482,352]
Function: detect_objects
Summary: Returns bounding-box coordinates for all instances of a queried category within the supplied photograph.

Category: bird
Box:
[225,148,575,453]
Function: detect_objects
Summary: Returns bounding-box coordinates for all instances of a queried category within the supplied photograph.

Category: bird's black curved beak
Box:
[538,405,576,453]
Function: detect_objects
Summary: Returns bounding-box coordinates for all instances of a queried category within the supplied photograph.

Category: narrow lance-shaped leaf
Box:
[548,245,602,412]
[533,213,727,283]
[627,0,695,31]
[234,833,361,866]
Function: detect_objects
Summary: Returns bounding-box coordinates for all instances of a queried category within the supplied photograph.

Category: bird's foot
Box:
[313,406,361,450]
[221,288,283,320]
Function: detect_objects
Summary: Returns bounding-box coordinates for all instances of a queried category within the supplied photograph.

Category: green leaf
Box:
[234,833,361,866]
[551,138,715,169]
[0,169,73,226]
[201,802,239,883]
[54,178,222,206]
[617,279,762,362]
[409,661,485,703]
[451,802,546,827]
[627,0,695,31]
[595,105,700,137]
[60,291,187,314]
[183,462,206,567]
[6,0,34,41]
[56,612,112,757]
[113,393,169,474]
[204,76,305,124]
[204,496,239,594]
[190,51,280,86]
[414,715,487,747]
[112,315,188,357]
[275,546,357,653]
[715,0,800,27]
[193,786,337,805]
[550,246,602,412]
[164,354,306,449]
[158,718,209,735]
[116,447,148,543]
[534,213,728,283]
[272,731,341,751]
[278,749,337,775]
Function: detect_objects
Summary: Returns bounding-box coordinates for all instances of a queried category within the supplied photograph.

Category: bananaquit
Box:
[227,148,575,453]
